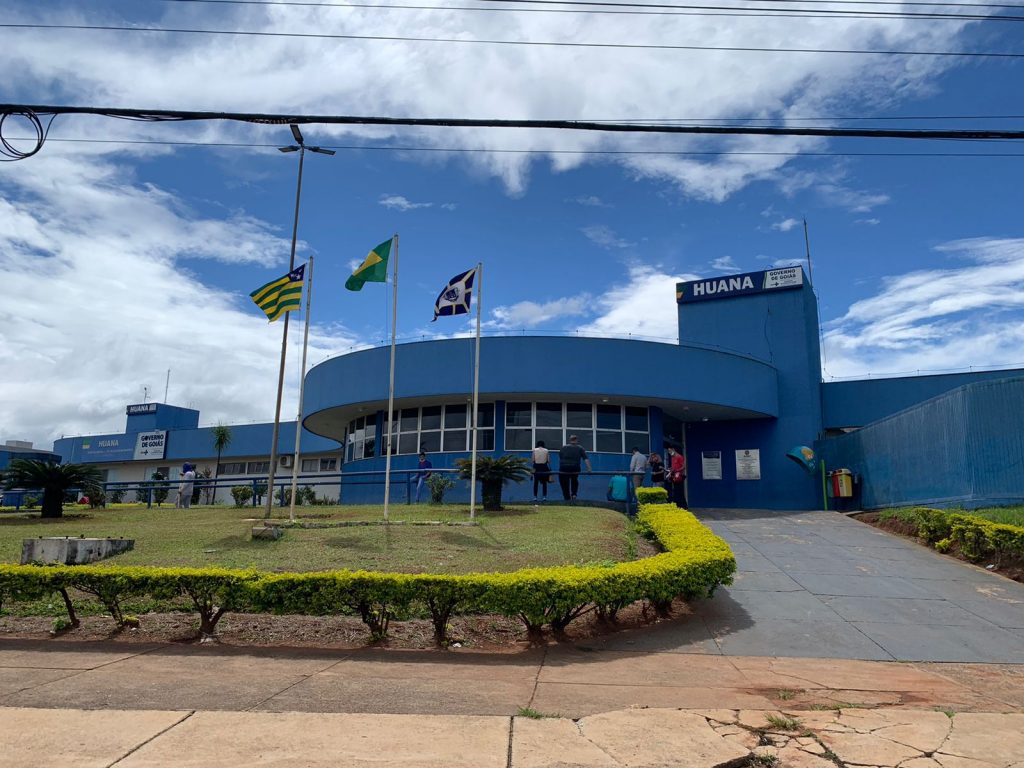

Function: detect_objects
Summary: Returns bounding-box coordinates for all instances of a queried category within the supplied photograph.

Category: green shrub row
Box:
[636,487,669,505]
[879,506,1024,564]
[0,503,735,644]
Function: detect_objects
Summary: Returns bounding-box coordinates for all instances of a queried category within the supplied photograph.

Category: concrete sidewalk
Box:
[3,639,1023,767]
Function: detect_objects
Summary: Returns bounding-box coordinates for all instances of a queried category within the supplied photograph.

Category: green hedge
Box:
[879,506,1024,564]
[636,487,669,505]
[0,503,735,644]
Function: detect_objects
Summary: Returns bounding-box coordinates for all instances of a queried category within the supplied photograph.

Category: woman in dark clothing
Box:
[648,452,665,489]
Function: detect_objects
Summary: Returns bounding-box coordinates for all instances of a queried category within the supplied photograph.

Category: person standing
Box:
[629,446,647,498]
[558,434,592,502]
[649,452,665,489]
[414,452,433,503]
[532,440,551,502]
[176,463,196,509]
[667,446,687,508]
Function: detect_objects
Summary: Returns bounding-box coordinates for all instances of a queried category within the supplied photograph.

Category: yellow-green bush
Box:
[0,502,735,644]
[879,506,1024,565]
[636,487,668,505]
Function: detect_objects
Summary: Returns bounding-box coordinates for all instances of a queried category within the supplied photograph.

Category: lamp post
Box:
[264,125,335,520]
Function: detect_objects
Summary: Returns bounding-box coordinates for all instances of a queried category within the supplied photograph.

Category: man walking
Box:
[558,435,592,502]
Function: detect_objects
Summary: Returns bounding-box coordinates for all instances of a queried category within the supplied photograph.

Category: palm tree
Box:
[210,424,232,504]
[455,454,531,511]
[2,460,102,519]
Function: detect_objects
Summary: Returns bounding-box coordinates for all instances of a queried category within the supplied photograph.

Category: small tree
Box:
[2,460,102,519]
[151,471,170,507]
[426,474,455,504]
[231,485,254,507]
[455,455,531,511]
[210,424,232,504]
[193,466,212,505]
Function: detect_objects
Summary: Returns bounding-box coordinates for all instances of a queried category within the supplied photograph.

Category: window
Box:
[247,461,270,474]
[301,458,318,472]
[498,402,649,454]
[320,457,337,472]
[218,462,246,475]
[344,415,376,461]
[381,403,495,455]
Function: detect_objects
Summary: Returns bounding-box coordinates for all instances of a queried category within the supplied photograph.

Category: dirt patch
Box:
[0,597,695,651]
[853,512,1024,584]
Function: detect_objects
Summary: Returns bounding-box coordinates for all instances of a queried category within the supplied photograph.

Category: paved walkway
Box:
[634,509,1024,663]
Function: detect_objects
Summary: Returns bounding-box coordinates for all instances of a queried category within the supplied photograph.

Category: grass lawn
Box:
[0,503,639,573]
[953,506,1024,527]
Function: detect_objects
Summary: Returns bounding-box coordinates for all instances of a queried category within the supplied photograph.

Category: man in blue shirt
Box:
[415,452,433,503]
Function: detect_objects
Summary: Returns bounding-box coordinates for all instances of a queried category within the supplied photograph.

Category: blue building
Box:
[51,267,1024,510]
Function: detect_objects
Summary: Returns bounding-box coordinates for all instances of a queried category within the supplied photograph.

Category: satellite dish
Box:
[786,445,817,473]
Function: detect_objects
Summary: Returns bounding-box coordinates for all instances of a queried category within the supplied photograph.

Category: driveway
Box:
[583,509,1024,662]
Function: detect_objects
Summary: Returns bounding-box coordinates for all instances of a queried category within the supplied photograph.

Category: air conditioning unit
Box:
[280,455,294,468]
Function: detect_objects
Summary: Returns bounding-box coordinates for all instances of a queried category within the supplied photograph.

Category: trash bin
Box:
[830,469,854,498]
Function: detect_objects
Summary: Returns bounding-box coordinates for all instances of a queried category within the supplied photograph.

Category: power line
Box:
[158,0,1024,11]
[5,104,1024,140]
[15,135,1024,155]
[3,23,1023,57]
[150,0,1024,22]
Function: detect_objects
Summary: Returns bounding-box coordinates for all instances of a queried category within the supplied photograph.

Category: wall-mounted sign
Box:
[77,436,135,462]
[676,267,804,304]
[701,451,722,480]
[736,449,761,481]
[126,403,158,415]
[133,430,167,460]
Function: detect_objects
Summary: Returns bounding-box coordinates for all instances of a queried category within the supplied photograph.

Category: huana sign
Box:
[676,267,804,304]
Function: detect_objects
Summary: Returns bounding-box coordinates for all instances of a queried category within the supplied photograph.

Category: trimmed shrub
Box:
[878,506,1024,566]
[231,486,254,507]
[636,487,669,505]
[0,501,736,641]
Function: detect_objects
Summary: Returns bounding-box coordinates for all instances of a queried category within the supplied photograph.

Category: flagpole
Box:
[287,255,314,523]
[469,262,482,520]
[383,234,399,522]
[263,142,306,520]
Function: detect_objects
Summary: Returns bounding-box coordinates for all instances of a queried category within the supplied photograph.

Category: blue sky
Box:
[1,0,1023,447]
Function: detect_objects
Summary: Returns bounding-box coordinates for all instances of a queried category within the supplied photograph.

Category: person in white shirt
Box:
[176,463,196,509]
[532,440,551,502]
[629,447,648,498]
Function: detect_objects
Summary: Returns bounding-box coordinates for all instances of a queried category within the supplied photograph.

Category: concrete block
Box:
[20,537,134,565]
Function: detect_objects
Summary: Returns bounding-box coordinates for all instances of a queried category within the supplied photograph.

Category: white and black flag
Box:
[432,268,477,321]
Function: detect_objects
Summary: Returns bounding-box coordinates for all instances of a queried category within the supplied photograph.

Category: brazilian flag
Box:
[346,238,392,291]
[250,263,305,322]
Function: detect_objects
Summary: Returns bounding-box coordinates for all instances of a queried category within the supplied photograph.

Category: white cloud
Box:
[0,1,973,200]
[711,256,740,273]
[489,295,591,329]
[856,218,881,226]
[772,258,805,268]
[0,146,360,448]
[579,265,700,341]
[568,195,609,208]
[817,185,891,214]
[771,218,800,232]
[582,225,633,250]
[378,194,432,211]
[823,237,1024,378]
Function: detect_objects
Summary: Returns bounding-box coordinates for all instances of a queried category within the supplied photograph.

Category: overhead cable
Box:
[3,23,1023,57]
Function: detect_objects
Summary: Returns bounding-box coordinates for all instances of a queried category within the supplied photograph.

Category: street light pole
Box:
[263,125,334,520]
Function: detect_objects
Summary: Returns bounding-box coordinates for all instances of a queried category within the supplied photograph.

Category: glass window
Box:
[596,431,622,453]
[505,429,533,451]
[625,432,649,454]
[301,458,318,472]
[596,404,621,430]
[247,461,270,474]
[573,432,594,452]
[444,404,467,429]
[218,462,246,475]
[398,433,419,455]
[505,402,532,427]
[400,408,419,432]
[320,457,337,471]
[476,403,495,428]
[443,430,467,452]
[364,434,376,457]
[421,405,442,431]
[566,403,593,428]
[535,428,563,451]
[536,402,562,428]
[625,406,648,431]
[476,430,495,451]
[419,431,441,453]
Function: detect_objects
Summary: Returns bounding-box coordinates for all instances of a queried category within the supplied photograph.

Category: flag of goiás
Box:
[250,263,305,322]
